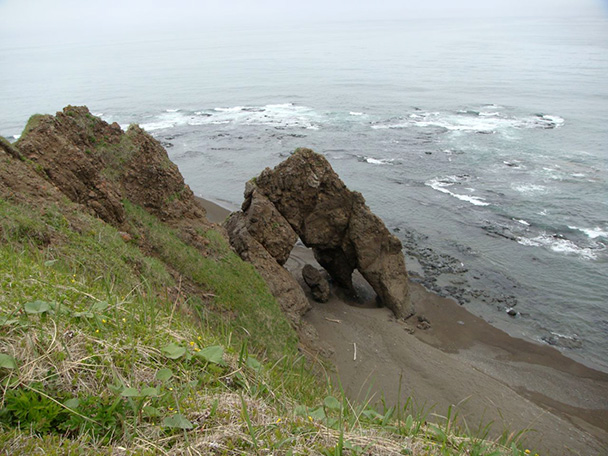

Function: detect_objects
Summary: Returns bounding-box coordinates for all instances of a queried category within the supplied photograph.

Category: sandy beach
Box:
[199,196,608,456]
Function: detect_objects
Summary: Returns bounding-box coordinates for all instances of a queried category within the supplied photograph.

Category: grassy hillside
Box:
[0,109,534,455]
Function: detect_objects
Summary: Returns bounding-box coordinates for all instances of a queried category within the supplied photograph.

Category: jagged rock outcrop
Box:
[14,106,208,232]
[302,265,330,303]
[224,212,311,324]
[226,148,413,319]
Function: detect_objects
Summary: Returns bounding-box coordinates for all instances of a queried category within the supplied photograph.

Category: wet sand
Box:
[198,196,608,455]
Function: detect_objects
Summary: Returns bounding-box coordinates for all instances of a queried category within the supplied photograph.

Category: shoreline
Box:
[196,195,608,454]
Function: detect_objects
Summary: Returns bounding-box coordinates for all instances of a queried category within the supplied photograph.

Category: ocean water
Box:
[1,16,607,371]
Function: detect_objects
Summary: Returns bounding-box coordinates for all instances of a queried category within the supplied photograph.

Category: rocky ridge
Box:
[11,106,215,251]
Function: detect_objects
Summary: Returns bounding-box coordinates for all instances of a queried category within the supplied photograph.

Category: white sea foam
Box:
[372,109,565,133]
[349,111,364,116]
[517,233,599,260]
[139,103,323,131]
[426,177,490,206]
[541,114,565,126]
[512,183,547,194]
[568,226,608,239]
[515,219,531,226]
[364,157,394,165]
[371,122,407,130]
[214,106,248,112]
[141,110,189,131]
[141,120,177,131]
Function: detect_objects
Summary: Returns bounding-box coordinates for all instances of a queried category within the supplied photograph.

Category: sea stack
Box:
[225,148,413,319]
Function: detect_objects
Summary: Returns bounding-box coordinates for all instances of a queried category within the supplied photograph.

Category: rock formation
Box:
[302,265,330,303]
[14,106,211,238]
[225,148,413,319]
[224,212,312,324]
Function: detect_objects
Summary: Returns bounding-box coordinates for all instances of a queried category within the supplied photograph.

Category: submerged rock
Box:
[226,148,413,319]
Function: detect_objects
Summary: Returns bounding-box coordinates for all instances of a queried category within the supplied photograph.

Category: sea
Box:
[1,15,607,372]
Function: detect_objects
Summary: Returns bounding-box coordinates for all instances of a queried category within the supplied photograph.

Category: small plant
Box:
[0,387,67,434]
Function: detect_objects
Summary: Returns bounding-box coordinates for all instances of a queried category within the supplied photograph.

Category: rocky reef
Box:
[225,148,414,320]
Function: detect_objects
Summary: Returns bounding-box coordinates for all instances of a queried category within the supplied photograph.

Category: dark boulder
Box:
[302,264,330,303]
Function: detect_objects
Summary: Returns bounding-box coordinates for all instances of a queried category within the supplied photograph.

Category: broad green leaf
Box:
[382,406,395,426]
[73,311,94,318]
[324,396,341,411]
[246,356,262,372]
[308,406,326,421]
[362,409,383,422]
[404,414,414,431]
[108,384,123,394]
[326,417,340,429]
[162,413,194,430]
[161,343,186,360]
[44,259,58,267]
[0,354,17,369]
[141,387,159,397]
[120,387,140,397]
[194,345,224,365]
[143,406,161,417]
[24,300,51,314]
[92,301,109,312]
[155,368,173,382]
[294,405,308,417]
[64,398,80,409]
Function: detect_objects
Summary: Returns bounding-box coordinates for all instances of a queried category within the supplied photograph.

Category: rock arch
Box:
[225,148,413,320]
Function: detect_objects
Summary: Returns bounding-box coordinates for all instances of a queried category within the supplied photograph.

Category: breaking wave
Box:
[139,103,323,132]
[426,176,490,206]
[370,109,565,134]
[517,233,602,260]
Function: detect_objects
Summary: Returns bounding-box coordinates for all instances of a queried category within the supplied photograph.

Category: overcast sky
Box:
[0,0,605,44]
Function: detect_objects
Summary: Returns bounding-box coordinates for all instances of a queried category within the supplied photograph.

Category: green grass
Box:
[0,191,534,455]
